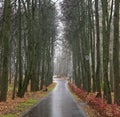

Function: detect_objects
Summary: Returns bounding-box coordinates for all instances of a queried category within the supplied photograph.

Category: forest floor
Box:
[73,94,100,117]
[0,83,56,117]
[1,79,119,117]
[68,82,120,117]
[69,87,100,117]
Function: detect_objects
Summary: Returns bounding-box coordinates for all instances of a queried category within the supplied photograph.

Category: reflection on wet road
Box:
[22,79,87,117]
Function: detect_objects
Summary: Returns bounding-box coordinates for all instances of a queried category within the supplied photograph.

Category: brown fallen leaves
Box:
[0,97,28,115]
[0,83,56,115]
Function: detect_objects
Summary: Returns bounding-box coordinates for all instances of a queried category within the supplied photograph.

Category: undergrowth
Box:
[68,82,120,117]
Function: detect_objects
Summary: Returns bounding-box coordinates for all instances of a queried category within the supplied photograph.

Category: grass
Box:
[17,99,37,111]
[0,99,38,117]
[0,114,15,117]
[0,83,56,117]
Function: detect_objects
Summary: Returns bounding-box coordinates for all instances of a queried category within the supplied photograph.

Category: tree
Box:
[113,0,120,105]
[0,0,11,101]
[94,0,101,95]
[0,0,57,101]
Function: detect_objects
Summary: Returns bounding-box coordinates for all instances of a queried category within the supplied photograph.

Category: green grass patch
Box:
[48,83,56,92]
[0,114,15,117]
[48,86,55,92]
[17,99,37,111]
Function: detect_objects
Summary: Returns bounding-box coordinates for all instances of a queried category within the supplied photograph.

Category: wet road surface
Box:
[21,79,87,117]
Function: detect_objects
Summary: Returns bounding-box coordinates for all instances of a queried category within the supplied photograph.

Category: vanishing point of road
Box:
[21,79,87,117]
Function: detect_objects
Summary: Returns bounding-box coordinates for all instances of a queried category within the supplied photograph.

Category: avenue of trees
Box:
[0,0,57,102]
[54,40,72,77]
[0,0,120,107]
[61,0,120,105]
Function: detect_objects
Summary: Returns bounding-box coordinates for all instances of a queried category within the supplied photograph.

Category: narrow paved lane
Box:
[22,79,87,117]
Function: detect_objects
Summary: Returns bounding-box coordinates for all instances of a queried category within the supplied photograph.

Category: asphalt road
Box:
[21,79,87,117]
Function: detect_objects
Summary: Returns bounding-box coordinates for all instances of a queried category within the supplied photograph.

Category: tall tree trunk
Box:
[0,0,11,102]
[95,0,101,96]
[113,0,120,105]
[17,0,23,97]
[101,0,112,103]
